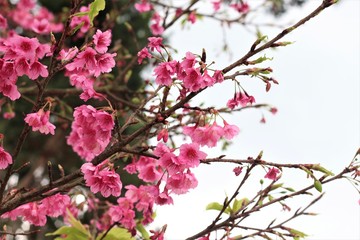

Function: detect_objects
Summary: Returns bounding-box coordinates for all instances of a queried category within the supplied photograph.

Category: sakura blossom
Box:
[67,105,114,161]
[265,167,281,180]
[81,161,122,198]
[0,146,12,169]
[24,109,56,135]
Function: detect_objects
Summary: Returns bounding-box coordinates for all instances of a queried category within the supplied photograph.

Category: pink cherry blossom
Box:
[188,11,197,24]
[69,6,90,36]
[154,60,178,86]
[150,13,164,35]
[137,47,152,64]
[81,162,122,198]
[42,193,70,217]
[178,143,207,168]
[136,156,163,182]
[212,1,222,12]
[24,109,56,135]
[93,30,112,54]
[265,167,280,180]
[134,0,152,13]
[147,37,163,52]
[233,166,243,176]
[223,121,240,140]
[0,146,12,169]
[166,170,198,194]
[67,105,114,161]
[21,202,47,226]
[230,2,250,14]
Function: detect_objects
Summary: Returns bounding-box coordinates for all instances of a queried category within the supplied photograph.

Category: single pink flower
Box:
[178,143,207,168]
[134,0,152,13]
[230,2,250,14]
[0,146,12,169]
[233,166,243,176]
[24,109,56,135]
[93,29,112,54]
[265,167,280,180]
[28,61,48,80]
[188,11,197,24]
[154,60,178,86]
[147,37,163,52]
[81,162,122,198]
[223,121,240,140]
[212,1,222,12]
[137,47,152,64]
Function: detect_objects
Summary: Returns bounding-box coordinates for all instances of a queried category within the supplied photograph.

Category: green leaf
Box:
[247,55,273,65]
[283,187,296,192]
[88,0,106,26]
[270,183,283,191]
[96,227,135,240]
[314,180,322,193]
[288,228,308,238]
[46,226,89,240]
[67,209,90,236]
[205,202,230,214]
[311,164,334,176]
[232,198,249,213]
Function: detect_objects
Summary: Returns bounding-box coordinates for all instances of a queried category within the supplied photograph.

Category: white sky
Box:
[148,0,359,239]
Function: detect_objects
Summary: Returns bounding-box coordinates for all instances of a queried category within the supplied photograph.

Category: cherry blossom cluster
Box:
[4,0,63,35]
[67,105,114,161]
[81,160,122,198]
[138,37,224,94]
[183,120,240,147]
[63,29,116,101]
[0,32,51,100]
[1,193,70,226]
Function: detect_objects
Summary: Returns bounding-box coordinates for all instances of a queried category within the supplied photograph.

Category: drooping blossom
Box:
[230,2,250,14]
[81,161,122,198]
[188,11,197,24]
[166,169,198,194]
[147,37,163,52]
[233,166,243,176]
[150,12,164,35]
[264,167,280,180]
[222,121,240,140]
[137,47,152,64]
[0,146,12,169]
[212,1,222,12]
[67,105,114,161]
[24,109,56,135]
[134,0,152,13]
[226,91,255,109]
